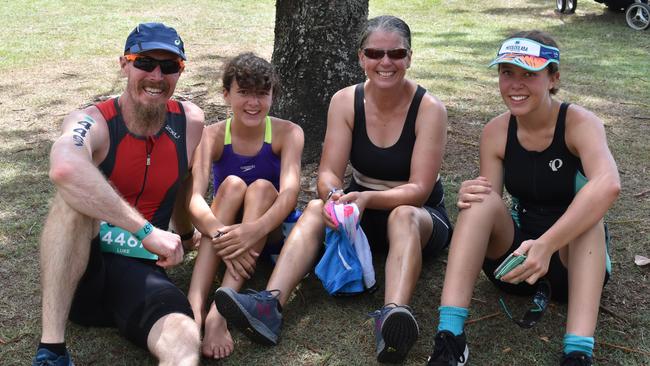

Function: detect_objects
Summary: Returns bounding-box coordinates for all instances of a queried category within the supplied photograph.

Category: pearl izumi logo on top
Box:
[549,159,563,172]
[240,164,255,173]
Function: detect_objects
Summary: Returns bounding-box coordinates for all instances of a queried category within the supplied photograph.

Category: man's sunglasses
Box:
[125,54,185,74]
[363,48,409,60]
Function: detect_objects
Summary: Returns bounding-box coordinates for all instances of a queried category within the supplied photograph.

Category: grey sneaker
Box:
[369,304,419,363]
[426,330,468,366]
[214,287,282,346]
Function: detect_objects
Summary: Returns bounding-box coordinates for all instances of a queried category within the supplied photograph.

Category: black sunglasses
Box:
[498,279,551,329]
[363,48,409,60]
[125,54,185,74]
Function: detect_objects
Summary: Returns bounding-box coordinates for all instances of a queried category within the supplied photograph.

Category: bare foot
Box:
[202,302,234,359]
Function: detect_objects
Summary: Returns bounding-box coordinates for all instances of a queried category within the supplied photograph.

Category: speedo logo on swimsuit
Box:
[549,158,563,172]
[165,125,180,139]
[240,164,256,173]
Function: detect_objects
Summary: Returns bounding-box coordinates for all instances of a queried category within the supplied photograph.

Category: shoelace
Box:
[430,332,466,363]
[243,288,281,301]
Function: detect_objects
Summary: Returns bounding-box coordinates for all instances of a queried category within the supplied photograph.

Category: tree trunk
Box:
[272,0,368,162]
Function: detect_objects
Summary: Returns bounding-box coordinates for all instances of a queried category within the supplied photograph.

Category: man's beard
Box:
[133,100,166,130]
[132,81,169,130]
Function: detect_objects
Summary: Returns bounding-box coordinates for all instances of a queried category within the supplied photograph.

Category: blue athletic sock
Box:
[563,333,594,356]
[437,306,469,336]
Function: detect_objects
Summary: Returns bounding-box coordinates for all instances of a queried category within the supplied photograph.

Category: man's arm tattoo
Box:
[72,115,97,147]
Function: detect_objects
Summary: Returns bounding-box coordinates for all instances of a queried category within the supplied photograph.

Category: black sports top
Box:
[349,83,445,207]
[504,103,586,235]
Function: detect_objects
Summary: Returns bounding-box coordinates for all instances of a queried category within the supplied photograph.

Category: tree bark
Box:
[272,0,368,162]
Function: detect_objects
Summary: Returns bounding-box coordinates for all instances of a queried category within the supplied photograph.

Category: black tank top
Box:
[349,83,445,207]
[504,102,586,235]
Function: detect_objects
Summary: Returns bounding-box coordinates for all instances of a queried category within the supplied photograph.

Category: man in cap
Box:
[32,22,204,366]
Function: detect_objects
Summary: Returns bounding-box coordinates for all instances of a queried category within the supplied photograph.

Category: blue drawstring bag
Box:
[315,225,365,295]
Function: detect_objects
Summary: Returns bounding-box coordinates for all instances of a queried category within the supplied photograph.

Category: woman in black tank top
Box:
[427,31,620,366]
[210,16,451,365]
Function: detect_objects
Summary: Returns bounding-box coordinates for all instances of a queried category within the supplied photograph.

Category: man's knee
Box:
[41,192,95,253]
[44,193,94,232]
[148,313,200,365]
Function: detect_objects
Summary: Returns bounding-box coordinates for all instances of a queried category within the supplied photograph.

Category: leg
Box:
[440,191,514,308]
[374,205,433,363]
[384,205,434,305]
[428,192,513,365]
[565,220,606,336]
[148,313,201,366]
[187,176,246,358]
[214,199,326,345]
[203,179,278,359]
[266,199,326,305]
[104,254,199,364]
[40,193,95,343]
[188,175,247,327]
[559,220,606,361]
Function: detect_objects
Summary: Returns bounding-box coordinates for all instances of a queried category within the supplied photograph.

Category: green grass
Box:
[1,0,649,365]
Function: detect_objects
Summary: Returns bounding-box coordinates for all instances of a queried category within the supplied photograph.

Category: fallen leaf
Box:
[540,336,550,343]
[635,255,650,266]
[502,347,512,353]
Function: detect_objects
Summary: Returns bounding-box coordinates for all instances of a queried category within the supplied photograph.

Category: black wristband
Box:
[179,229,195,241]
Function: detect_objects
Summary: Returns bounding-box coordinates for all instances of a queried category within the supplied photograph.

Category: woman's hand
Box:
[222,250,259,281]
[322,189,344,229]
[501,239,554,285]
[336,191,368,216]
[212,223,263,259]
[457,176,492,209]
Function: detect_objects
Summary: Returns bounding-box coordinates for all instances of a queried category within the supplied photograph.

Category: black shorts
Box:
[359,205,452,260]
[345,181,452,259]
[482,219,610,303]
[69,237,193,348]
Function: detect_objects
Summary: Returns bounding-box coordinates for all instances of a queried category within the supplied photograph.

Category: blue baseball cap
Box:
[124,22,186,60]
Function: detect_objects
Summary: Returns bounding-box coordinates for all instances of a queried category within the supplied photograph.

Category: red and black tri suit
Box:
[69,98,194,348]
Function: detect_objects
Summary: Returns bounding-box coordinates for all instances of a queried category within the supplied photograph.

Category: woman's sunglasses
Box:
[363,48,409,60]
[125,54,185,74]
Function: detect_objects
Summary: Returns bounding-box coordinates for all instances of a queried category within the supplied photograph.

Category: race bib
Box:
[99,221,158,260]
